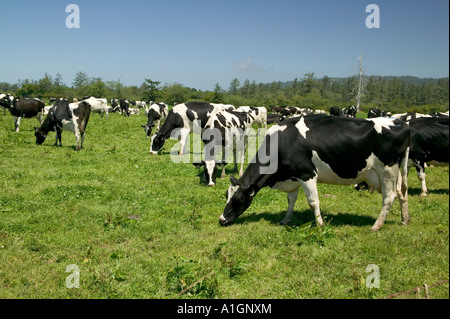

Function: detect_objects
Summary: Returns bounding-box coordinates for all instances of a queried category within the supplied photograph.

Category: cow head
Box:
[149,133,165,154]
[193,160,227,186]
[219,176,256,226]
[0,94,13,109]
[34,127,47,145]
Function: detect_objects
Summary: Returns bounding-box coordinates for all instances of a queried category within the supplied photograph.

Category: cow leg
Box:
[398,154,410,225]
[13,116,21,132]
[55,127,63,147]
[415,162,428,197]
[280,188,300,225]
[75,132,81,151]
[178,128,190,155]
[221,147,227,179]
[299,178,324,227]
[372,166,399,231]
[79,132,85,150]
[239,135,248,177]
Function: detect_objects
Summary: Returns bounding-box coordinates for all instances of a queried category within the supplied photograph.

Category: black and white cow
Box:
[367,107,390,118]
[195,108,253,186]
[119,98,130,117]
[235,106,268,131]
[5,97,45,132]
[150,101,234,155]
[219,114,411,231]
[408,116,449,197]
[34,100,91,151]
[131,100,147,110]
[83,97,109,119]
[342,105,357,118]
[142,102,169,137]
[110,99,120,112]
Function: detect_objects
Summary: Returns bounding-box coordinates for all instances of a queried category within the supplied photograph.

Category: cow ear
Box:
[230,175,239,186]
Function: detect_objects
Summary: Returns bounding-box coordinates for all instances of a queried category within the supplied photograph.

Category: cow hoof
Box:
[371,225,381,232]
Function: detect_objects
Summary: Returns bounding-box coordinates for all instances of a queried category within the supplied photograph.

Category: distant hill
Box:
[279,75,448,88]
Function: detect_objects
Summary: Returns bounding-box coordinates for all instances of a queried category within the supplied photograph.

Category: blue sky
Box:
[0,0,448,91]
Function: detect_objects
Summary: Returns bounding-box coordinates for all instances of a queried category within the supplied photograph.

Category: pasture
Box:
[0,109,448,299]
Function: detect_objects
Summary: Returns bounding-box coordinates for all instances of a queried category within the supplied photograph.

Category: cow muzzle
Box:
[219,214,232,226]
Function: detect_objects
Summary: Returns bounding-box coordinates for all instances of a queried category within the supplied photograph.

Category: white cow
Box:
[83,97,109,119]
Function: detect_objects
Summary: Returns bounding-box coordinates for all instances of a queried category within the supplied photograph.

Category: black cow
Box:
[5,97,45,132]
[219,114,411,231]
[329,106,342,116]
[142,102,169,137]
[408,117,449,197]
[267,113,285,124]
[119,98,130,117]
[34,100,91,151]
[150,101,234,155]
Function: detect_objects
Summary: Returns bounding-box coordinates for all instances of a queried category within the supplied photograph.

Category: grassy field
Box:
[0,109,448,299]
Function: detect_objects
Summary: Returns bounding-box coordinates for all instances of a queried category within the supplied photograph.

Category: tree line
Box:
[0,71,448,114]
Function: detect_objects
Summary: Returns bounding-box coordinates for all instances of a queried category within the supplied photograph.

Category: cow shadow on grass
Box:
[408,187,449,196]
[232,209,385,228]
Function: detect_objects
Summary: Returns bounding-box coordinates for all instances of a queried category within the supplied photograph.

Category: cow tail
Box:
[82,102,91,132]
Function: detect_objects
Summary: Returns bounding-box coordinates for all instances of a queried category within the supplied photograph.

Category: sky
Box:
[0,0,448,91]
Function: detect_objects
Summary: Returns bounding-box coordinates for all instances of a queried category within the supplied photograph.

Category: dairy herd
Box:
[1,93,448,231]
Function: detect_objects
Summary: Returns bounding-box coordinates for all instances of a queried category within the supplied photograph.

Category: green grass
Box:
[0,111,448,299]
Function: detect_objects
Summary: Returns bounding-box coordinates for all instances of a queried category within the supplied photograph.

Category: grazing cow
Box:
[195,108,253,186]
[131,100,147,110]
[128,108,140,115]
[119,98,130,117]
[34,100,91,151]
[267,113,285,124]
[219,114,411,231]
[150,101,233,155]
[142,102,169,137]
[329,106,342,116]
[6,97,45,132]
[83,97,109,119]
[342,106,357,118]
[273,106,285,115]
[367,108,392,118]
[235,106,268,131]
[408,117,449,197]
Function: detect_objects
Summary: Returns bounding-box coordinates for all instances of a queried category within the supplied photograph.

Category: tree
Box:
[72,72,89,90]
[142,78,161,102]
[300,72,316,96]
[228,78,240,94]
